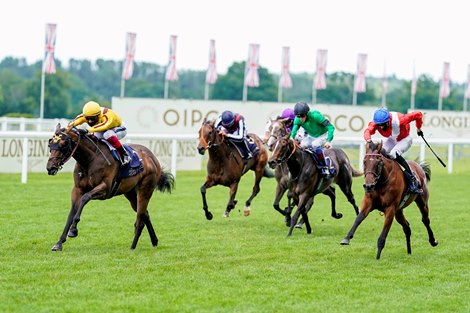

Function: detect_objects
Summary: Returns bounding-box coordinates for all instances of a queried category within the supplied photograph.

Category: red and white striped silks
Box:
[354,53,367,93]
[206,39,217,85]
[279,46,292,89]
[439,62,451,98]
[244,44,260,87]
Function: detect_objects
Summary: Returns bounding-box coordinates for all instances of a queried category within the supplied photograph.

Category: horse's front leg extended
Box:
[394,209,412,255]
[69,182,108,238]
[201,178,216,220]
[224,182,239,218]
[244,166,263,216]
[288,195,311,236]
[340,197,373,246]
[51,203,79,251]
[273,183,287,216]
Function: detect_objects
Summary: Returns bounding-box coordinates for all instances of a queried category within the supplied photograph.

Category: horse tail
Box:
[157,170,175,194]
[420,162,431,182]
[351,167,363,177]
[263,165,275,178]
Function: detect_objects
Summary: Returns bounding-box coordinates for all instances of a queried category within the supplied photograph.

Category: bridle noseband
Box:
[48,131,81,170]
[364,153,385,187]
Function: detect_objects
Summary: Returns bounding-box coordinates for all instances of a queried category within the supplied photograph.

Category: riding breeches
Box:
[93,125,128,141]
[383,135,412,159]
[300,133,328,150]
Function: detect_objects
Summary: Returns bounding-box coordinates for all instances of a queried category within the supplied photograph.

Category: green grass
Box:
[1,159,469,313]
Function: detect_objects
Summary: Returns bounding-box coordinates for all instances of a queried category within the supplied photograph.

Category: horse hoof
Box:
[333,213,343,219]
[68,230,78,238]
[340,238,350,245]
[294,224,303,229]
[243,207,251,217]
[205,212,213,220]
[431,240,438,247]
[223,211,230,218]
[51,244,62,251]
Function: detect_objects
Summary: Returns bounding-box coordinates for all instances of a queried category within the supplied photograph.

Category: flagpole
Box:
[438,95,442,111]
[40,69,45,119]
[278,82,282,103]
[410,60,416,111]
[164,79,169,99]
[381,61,387,107]
[204,83,209,101]
[120,78,125,98]
[242,60,248,102]
[312,87,317,105]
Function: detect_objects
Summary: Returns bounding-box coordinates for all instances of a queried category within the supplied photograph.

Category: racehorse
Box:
[266,117,359,227]
[46,124,175,251]
[340,141,438,259]
[197,118,272,219]
[268,133,361,236]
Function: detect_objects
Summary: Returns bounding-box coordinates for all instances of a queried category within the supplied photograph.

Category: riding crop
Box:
[419,133,446,167]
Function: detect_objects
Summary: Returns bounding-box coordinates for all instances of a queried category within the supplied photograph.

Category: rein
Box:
[198,125,222,150]
[364,152,392,186]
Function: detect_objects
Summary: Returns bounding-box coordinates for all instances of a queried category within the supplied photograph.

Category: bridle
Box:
[198,123,222,151]
[364,153,387,187]
[273,138,299,165]
[48,130,81,170]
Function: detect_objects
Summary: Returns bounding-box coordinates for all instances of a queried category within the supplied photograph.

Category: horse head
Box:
[268,134,296,169]
[46,124,82,175]
[197,118,224,155]
[363,141,385,192]
[266,117,290,151]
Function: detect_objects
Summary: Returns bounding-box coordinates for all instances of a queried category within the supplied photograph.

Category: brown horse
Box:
[340,141,438,259]
[197,118,272,219]
[268,134,361,236]
[46,124,174,251]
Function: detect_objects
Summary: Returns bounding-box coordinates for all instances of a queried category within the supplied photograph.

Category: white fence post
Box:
[21,137,29,184]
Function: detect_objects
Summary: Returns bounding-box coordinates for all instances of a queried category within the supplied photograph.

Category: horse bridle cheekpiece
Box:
[364,153,384,187]
[48,130,79,169]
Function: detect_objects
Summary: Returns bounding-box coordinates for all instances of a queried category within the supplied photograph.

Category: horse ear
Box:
[56,123,61,132]
[202,117,207,124]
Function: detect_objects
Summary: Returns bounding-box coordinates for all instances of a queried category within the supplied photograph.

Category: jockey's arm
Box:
[363,121,377,142]
[67,115,86,130]
[225,119,246,141]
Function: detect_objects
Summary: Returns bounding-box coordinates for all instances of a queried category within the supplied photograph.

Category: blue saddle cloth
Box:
[110,145,144,178]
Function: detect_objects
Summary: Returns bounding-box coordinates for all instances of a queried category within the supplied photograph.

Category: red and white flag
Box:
[206,39,217,85]
[244,44,260,87]
[279,46,292,89]
[439,62,451,98]
[354,53,367,93]
[122,32,136,80]
[43,23,57,74]
[314,49,328,90]
[465,65,470,99]
[165,35,178,81]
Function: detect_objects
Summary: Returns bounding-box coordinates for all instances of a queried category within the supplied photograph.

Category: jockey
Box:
[215,110,254,159]
[262,108,305,144]
[67,101,131,166]
[291,101,335,176]
[364,107,424,193]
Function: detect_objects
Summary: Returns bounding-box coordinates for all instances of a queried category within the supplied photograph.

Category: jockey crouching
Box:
[291,102,335,177]
[364,107,423,194]
[67,101,131,166]
[215,110,256,160]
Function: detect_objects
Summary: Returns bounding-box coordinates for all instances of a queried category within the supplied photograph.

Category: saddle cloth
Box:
[101,140,144,178]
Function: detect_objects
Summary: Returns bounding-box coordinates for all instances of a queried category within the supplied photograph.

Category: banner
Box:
[244,44,260,87]
[354,53,367,93]
[43,23,57,74]
[205,39,217,84]
[122,32,136,80]
[465,65,470,99]
[165,35,178,81]
[439,62,450,98]
[314,49,327,90]
[279,46,292,88]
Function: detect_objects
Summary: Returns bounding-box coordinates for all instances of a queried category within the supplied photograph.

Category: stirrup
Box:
[121,154,131,166]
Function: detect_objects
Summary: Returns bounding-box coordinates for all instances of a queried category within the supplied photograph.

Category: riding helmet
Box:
[280,108,295,120]
[373,108,390,124]
[293,102,310,116]
[221,110,235,127]
[82,101,102,117]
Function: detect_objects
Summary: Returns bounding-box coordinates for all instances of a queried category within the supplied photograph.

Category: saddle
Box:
[304,148,336,177]
[101,140,144,178]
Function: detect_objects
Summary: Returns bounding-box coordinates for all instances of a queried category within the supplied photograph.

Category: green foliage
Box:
[0,161,469,312]
[0,57,467,118]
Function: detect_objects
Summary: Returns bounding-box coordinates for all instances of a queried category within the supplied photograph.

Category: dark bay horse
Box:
[340,141,438,259]
[197,118,272,219]
[46,124,175,251]
[268,134,361,236]
[267,118,359,227]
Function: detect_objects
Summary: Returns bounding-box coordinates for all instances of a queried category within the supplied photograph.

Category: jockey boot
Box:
[395,154,422,194]
[117,146,131,166]
[244,140,253,159]
[314,147,329,176]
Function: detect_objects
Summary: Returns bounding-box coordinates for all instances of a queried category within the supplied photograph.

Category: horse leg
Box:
[338,179,360,215]
[340,198,373,245]
[376,207,395,260]
[52,203,79,251]
[415,196,438,247]
[224,182,240,218]
[394,209,412,255]
[126,190,158,248]
[288,195,311,236]
[324,186,342,219]
[243,168,263,217]
[200,178,216,220]
[273,183,287,217]
[284,190,295,227]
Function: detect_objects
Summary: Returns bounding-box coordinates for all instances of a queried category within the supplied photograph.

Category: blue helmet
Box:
[221,110,235,127]
[373,108,390,124]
